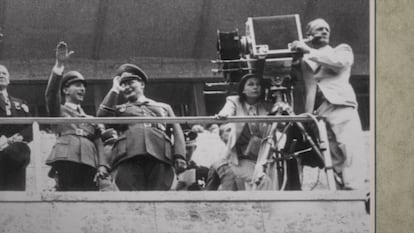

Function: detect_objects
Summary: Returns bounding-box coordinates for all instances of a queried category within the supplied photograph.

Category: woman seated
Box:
[205,74,273,190]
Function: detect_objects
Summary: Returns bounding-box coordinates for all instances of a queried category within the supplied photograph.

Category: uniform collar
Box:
[64,102,81,111]
[129,95,149,105]
[137,95,147,103]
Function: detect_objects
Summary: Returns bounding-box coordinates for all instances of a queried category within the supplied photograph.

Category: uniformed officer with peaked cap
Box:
[97,63,186,191]
[45,41,109,191]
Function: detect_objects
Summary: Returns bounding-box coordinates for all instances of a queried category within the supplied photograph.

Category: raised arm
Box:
[290,40,354,73]
[96,76,123,117]
[45,41,74,117]
[216,96,237,119]
[306,44,354,72]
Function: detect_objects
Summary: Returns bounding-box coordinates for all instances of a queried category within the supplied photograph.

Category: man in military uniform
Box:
[0,64,32,190]
[45,41,109,191]
[97,63,186,191]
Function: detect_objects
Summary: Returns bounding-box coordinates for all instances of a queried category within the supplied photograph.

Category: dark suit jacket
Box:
[0,94,32,168]
[97,91,186,168]
[45,71,108,169]
[0,95,32,142]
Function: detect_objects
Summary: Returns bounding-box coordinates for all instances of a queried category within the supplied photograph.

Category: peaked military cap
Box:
[61,71,86,90]
[117,63,148,84]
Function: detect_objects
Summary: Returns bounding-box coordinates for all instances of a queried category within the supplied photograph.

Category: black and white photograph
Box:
[0,0,376,232]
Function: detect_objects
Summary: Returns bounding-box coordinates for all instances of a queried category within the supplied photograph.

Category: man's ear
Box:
[62,86,69,95]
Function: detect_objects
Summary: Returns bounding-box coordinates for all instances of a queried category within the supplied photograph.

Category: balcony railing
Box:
[0,116,366,202]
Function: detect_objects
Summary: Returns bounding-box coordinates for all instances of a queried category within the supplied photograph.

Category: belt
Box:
[59,129,95,140]
[129,123,166,132]
[145,123,166,132]
[118,123,168,136]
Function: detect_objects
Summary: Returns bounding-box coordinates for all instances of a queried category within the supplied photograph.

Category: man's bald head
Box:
[305,18,330,36]
[305,18,330,48]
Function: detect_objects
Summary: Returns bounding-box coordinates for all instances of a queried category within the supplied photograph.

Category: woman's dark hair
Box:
[237,73,266,103]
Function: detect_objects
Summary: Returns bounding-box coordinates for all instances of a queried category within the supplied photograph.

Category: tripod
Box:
[251,76,336,191]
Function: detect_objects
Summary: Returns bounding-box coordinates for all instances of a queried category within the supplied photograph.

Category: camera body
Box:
[213,14,304,104]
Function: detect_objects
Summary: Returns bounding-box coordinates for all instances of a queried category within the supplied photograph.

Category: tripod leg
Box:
[293,121,325,162]
[316,119,336,191]
[252,122,280,190]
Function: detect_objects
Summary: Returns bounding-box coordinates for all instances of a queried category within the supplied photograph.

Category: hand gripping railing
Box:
[0,115,336,194]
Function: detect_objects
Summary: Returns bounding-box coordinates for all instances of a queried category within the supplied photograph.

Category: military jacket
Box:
[45,71,107,169]
[97,92,186,168]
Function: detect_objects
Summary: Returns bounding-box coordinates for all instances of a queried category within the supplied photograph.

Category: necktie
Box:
[1,93,11,116]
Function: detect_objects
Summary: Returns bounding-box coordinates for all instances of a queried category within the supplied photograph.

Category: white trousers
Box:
[315,100,366,190]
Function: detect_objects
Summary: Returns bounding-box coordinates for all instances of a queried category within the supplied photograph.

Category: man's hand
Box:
[93,165,109,183]
[289,40,311,53]
[55,41,74,68]
[0,135,8,149]
[7,134,23,144]
[215,113,229,119]
[111,76,124,93]
[174,158,187,174]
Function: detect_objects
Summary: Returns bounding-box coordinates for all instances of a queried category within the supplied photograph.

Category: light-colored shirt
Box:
[244,103,258,116]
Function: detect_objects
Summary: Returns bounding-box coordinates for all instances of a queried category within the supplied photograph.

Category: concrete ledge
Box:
[0,191,371,233]
[0,191,368,202]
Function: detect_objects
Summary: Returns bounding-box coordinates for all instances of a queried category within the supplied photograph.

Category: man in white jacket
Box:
[290,18,366,190]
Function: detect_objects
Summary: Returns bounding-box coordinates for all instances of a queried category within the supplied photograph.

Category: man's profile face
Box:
[63,82,86,104]
[310,19,331,48]
[120,79,145,102]
[312,26,330,46]
[0,65,10,89]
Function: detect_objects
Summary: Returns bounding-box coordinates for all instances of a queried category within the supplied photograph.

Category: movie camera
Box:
[212,14,308,104]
